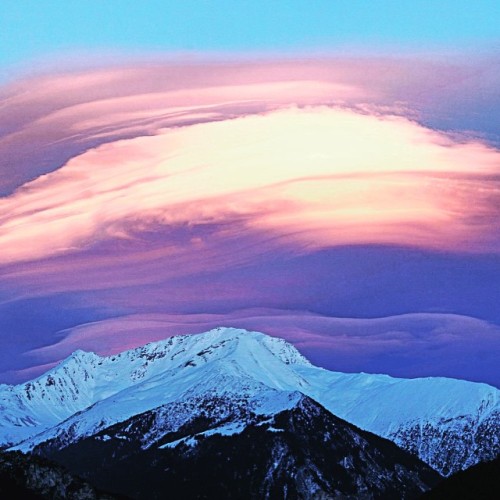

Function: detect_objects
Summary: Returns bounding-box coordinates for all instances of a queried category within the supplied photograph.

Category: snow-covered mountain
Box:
[294,365,500,476]
[1,329,309,449]
[3,328,499,480]
[34,393,440,499]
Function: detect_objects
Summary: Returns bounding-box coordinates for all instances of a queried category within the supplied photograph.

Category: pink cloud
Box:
[1,105,499,266]
[23,310,500,386]
[3,56,498,194]
[1,58,499,388]
[1,60,374,193]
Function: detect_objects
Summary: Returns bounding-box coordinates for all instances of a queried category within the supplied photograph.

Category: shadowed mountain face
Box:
[33,396,440,500]
[0,450,120,500]
[421,456,500,500]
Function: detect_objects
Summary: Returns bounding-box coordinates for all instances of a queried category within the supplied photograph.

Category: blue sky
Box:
[1,1,499,75]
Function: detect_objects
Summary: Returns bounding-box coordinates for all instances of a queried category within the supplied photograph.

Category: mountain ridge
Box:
[3,327,499,477]
[29,391,441,499]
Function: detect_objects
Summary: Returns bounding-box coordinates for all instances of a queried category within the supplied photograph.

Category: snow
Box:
[160,437,189,449]
[292,365,500,435]
[7,328,309,451]
[203,421,247,437]
[3,327,499,475]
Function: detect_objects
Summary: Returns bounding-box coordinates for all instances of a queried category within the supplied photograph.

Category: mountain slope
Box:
[294,365,500,476]
[10,329,311,453]
[421,455,500,499]
[4,328,500,477]
[0,329,307,448]
[0,450,120,499]
[32,394,440,499]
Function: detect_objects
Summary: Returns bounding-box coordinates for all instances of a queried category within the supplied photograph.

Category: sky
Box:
[0,2,499,386]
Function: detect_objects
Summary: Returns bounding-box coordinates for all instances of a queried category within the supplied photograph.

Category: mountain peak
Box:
[64,349,97,363]
[105,327,311,369]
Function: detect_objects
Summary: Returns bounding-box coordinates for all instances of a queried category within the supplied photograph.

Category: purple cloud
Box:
[21,310,500,388]
[1,57,499,386]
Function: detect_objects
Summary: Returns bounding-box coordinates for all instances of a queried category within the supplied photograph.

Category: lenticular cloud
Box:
[1,103,499,264]
[1,58,500,386]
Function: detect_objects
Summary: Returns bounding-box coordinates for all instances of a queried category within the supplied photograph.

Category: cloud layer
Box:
[1,57,499,386]
[2,99,500,264]
[23,310,500,388]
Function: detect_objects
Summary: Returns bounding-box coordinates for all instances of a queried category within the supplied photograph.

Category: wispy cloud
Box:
[1,105,499,265]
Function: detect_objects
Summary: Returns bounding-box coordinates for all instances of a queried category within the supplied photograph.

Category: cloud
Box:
[1,58,499,268]
[2,56,499,193]
[1,57,499,386]
[24,310,500,387]
[1,105,499,265]
[0,61,370,195]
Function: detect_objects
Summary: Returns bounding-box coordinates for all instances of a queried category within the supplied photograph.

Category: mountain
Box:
[0,450,120,499]
[294,365,499,476]
[421,456,500,499]
[33,394,439,499]
[3,328,499,482]
[2,330,311,449]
